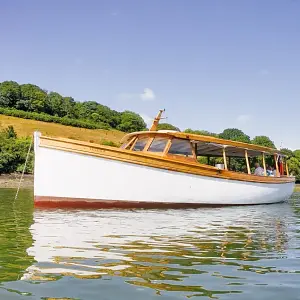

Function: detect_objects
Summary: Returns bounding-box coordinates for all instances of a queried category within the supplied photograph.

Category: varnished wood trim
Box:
[274,154,279,177]
[262,153,267,176]
[123,136,136,149]
[223,148,228,170]
[143,137,154,152]
[129,137,138,150]
[149,109,165,131]
[190,140,197,160]
[121,131,286,156]
[34,196,285,209]
[163,138,172,156]
[286,160,290,176]
[164,153,197,163]
[245,150,251,174]
[38,136,295,185]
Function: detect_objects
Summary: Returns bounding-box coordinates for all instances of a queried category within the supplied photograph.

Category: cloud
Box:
[140,88,155,101]
[117,88,156,101]
[236,114,252,124]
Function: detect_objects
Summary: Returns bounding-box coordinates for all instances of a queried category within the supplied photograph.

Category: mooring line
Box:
[14,138,33,201]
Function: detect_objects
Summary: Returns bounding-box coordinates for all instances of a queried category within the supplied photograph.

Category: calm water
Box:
[0,189,300,299]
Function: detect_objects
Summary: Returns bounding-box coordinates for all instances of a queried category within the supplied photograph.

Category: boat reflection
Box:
[22,203,298,297]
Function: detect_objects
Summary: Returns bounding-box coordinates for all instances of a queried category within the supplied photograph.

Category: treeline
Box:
[0,81,146,132]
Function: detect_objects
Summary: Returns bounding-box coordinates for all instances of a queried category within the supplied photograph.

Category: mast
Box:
[149,109,165,131]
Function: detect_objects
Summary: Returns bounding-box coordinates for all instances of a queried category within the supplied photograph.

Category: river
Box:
[0,188,299,299]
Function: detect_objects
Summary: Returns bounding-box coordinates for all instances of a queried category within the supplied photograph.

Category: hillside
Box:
[0,115,126,144]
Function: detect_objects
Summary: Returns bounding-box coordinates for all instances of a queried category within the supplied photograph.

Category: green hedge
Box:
[0,107,110,130]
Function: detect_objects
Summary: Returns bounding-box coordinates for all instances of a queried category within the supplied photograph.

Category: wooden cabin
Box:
[121,111,290,179]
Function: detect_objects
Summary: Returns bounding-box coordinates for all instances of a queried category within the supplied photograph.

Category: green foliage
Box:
[0,80,147,133]
[0,81,21,107]
[100,140,120,147]
[184,128,218,137]
[0,107,110,130]
[117,111,147,133]
[157,123,180,131]
[294,150,300,161]
[4,125,17,139]
[219,128,250,143]
[0,126,33,175]
[280,148,294,158]
[19,84,47,113]
[252,136,276,149]
[287,157,300,181]
[46,92,64,116]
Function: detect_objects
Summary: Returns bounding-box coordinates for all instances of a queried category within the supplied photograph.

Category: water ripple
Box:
[0,189,300,299]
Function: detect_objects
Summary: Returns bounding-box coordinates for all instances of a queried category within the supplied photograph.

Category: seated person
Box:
[266,166,273,176]
[254,163,264,176]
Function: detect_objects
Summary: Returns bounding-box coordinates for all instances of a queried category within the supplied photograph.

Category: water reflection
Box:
[21,200,300,298]
[0,189,34,282]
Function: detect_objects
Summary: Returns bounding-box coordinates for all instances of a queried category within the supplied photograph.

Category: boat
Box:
[33,110,295,208]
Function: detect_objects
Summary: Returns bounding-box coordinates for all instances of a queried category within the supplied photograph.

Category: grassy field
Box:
[0,115,126,144]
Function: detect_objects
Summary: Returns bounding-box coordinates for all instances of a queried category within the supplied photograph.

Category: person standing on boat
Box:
[254,163,264,176]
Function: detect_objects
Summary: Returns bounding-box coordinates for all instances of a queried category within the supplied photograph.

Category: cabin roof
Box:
[121,130,286,157]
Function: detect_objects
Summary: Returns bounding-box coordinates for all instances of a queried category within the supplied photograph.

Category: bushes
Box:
[100,140,120,147]
[0,126,33,175]
[0,107,110,130]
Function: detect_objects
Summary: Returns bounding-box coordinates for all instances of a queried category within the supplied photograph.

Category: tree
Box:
[78,101,99,119]
[45,92,64,116]
[287,157,300,181]
[117,111,147,132]
[61,96,75,117]
[19,84,47,112]
[96,105,121,127]
[251,136,276,149]
[157,123,180,131]
[0,81,21,108]
[280,148,294,158]
[219,128,250,143]
[294,150,300,161]
[184,129,218,137]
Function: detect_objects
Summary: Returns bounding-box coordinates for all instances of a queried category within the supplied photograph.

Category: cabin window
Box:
[132,137,148,151]
[168,138,193,157]
[121,136,136,149]
[148,137,168,153]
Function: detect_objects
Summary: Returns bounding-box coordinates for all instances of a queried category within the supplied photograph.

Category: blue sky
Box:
[1,0,299,149]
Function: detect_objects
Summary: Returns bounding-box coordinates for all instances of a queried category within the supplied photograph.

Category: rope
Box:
[14,138,33,200]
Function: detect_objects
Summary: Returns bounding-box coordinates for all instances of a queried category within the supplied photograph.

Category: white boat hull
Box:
[34,137,295,207]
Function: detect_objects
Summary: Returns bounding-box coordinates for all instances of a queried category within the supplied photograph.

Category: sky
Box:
[0,0,300,149]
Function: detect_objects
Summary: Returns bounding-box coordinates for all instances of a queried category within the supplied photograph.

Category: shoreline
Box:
[0,174,34,189]
[1,173,300,192]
